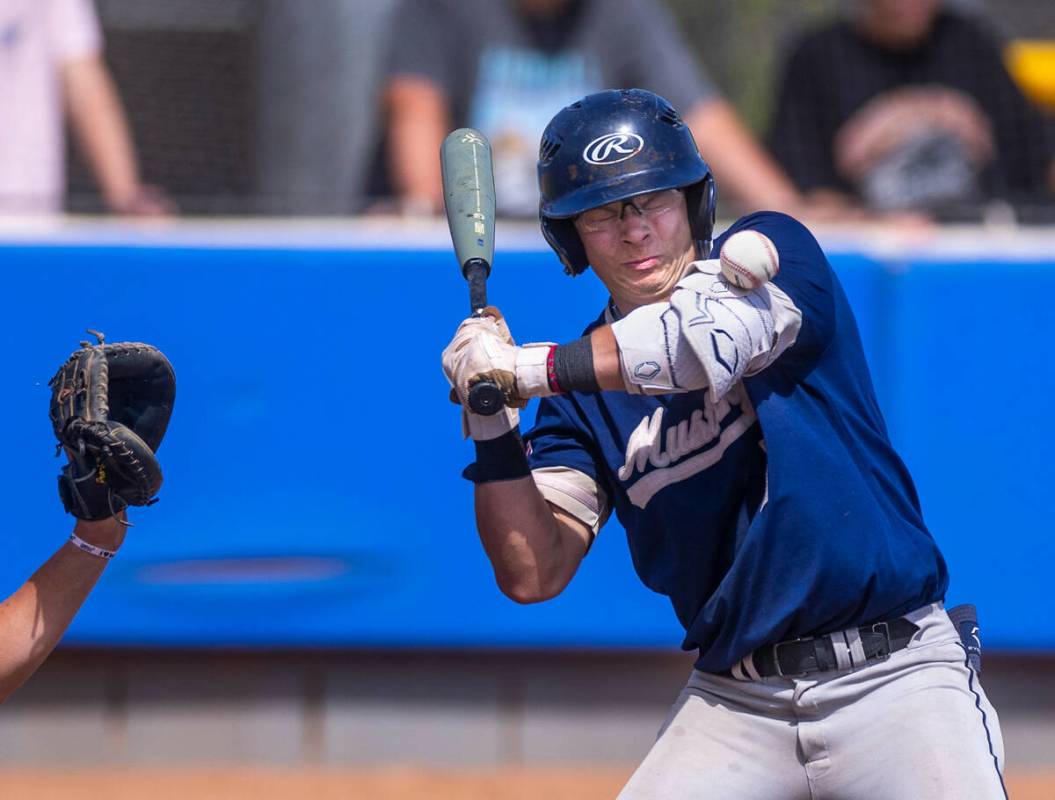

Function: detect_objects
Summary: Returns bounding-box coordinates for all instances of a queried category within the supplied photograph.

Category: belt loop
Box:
[742,651,763,682]
[844,627,867,667]
[829,631,853,671]
[730,660,747,681]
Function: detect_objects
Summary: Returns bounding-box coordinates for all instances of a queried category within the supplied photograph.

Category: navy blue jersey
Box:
[525,211,947,672]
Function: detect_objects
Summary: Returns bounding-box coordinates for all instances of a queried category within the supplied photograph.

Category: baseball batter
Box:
[442,89,1006,799]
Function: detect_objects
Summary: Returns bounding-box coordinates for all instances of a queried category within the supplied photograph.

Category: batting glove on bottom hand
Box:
[441,307,554,441]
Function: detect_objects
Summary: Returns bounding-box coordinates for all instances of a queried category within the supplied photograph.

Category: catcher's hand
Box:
[48,331,176,520]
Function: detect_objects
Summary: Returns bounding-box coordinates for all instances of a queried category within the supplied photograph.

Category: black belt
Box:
[734,618,921,679]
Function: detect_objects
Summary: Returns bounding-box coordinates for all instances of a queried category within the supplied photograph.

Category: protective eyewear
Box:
[575,189,684,234]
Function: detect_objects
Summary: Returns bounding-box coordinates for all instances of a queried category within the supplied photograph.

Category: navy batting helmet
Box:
[538,88,717,275]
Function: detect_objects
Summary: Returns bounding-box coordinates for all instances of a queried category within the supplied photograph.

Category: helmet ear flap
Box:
[685,174,717,260]
[541,216,589,276]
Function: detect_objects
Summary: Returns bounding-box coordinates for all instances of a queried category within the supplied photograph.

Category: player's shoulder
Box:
[715,211,824,262]
[717,212,837,335]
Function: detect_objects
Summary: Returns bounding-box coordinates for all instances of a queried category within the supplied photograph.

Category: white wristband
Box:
[68,532,118,560]
[515,343,557,398]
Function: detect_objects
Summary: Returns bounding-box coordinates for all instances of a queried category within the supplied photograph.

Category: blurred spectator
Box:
[0,0,171,215]
[256,0,395,215]
[769,0,1055,220]
[380,0,804,218]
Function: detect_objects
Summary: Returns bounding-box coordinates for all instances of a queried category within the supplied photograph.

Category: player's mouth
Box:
[623,255,661,271]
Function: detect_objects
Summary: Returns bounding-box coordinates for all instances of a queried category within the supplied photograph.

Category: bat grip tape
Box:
[464,259,490,313]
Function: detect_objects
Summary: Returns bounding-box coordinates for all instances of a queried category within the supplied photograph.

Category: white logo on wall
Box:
[583,133,644,165]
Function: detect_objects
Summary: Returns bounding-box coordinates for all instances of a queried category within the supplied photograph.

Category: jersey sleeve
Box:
[716,212,836,372]
[524,396,611,538]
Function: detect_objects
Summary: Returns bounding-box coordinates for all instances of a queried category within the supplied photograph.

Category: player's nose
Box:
[620,212,652,244]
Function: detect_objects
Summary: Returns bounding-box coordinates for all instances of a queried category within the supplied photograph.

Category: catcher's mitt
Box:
[48,331,176,520]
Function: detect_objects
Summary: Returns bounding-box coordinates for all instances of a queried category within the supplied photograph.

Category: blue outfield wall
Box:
[1,239,1052,650]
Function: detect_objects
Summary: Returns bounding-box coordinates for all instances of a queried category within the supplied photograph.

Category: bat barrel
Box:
[440,129,496,275]
[442,128,504,417]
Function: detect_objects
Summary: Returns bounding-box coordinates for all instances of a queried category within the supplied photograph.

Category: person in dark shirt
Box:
[769,0,1055,219]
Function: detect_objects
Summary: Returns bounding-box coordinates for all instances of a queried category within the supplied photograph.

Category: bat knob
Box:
[468,381,505,416]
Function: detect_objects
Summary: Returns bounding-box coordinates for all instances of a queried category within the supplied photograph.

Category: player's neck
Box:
[609,291,671,318]
[607,261,699,316]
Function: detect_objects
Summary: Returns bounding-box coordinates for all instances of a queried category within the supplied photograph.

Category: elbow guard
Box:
[611,260,801,401]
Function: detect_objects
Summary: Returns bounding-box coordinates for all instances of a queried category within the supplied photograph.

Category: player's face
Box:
[574,189,696,313]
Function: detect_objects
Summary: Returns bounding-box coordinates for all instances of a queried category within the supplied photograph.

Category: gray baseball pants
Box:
[618,603,1006,799]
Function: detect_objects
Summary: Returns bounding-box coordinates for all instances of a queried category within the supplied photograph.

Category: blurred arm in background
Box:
[62,53,172,216]
[384,74,451,215]
[685,98,801,216]
[0,517,125,703]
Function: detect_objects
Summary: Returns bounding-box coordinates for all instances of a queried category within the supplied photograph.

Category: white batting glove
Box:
[441,308,555,441]
[460,401,520,441]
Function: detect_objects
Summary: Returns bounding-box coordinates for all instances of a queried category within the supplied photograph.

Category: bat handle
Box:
[464,258,491,314]
[468,381,505,416]
[463,258,505,416]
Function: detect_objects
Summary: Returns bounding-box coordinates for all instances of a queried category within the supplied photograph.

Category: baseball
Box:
[719,230,779,290]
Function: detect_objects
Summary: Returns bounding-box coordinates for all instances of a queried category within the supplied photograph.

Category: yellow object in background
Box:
[1006,40,1055,111]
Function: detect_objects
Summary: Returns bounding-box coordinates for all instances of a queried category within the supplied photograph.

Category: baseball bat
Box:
[440,128,505,416]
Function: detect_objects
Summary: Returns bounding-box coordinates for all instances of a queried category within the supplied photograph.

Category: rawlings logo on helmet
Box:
[583,133,645,165]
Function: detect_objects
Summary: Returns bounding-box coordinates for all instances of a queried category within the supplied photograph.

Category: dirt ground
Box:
[0,767,1051,800]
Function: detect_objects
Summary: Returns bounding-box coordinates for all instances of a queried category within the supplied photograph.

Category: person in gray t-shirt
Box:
[382,0,805,217]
